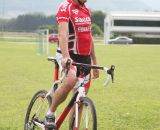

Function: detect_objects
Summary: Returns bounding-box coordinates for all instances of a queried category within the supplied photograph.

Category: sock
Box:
[47,109,55,116]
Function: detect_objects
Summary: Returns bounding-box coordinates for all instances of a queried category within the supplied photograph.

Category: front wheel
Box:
[70,97,97,130]
[24,90,52,130]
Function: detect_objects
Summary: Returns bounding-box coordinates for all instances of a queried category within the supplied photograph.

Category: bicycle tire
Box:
[69,97,97,130]
[24,90,52,130]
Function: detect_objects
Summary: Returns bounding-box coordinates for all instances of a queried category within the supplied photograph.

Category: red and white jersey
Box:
[56,0,92,55]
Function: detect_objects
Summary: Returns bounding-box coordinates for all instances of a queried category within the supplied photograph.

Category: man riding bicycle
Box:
[45,0,99,129]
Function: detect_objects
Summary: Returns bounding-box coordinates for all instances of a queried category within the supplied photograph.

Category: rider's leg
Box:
[45,66,77,129]
[47,51,77,113]
[50,68,77,112]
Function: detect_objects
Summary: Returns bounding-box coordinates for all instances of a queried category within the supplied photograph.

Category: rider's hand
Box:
[61,57,72,69]
[92,69,99,79]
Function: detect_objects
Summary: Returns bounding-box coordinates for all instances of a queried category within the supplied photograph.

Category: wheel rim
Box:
[25,92,51,130]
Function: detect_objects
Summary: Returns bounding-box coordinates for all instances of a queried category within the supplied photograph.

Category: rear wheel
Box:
[70,97,97,130]
[24,90,52,130]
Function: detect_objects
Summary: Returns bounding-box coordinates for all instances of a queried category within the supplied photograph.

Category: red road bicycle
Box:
[24,57,115,130]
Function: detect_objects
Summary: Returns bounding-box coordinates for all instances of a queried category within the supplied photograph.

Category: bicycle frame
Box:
[33,60,89,130]
[29,57,115,130]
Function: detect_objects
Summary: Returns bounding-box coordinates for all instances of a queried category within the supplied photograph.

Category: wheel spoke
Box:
[70,97,97,130]
[24,90,52,130]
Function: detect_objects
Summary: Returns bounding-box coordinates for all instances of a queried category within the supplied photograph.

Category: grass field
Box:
[0,41,160,130]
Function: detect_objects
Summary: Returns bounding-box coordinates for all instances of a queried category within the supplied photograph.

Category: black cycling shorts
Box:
[69,52,91,77]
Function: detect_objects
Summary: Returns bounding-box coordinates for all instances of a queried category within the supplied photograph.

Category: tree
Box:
[91,11,106,32]
[39,24,58,34]
[92,23,103,36]
[1,13,57,32]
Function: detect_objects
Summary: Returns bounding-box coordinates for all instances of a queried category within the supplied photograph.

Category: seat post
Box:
[54,61,59,82]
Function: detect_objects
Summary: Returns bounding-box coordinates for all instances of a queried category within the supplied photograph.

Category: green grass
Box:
[0,41,160,130]
[0,38,37,43]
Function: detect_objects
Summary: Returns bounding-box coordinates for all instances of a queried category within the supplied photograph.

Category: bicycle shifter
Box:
[107,65,115,83]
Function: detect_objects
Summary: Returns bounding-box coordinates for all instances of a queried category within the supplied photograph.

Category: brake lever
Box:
[107,65,115,83]
[103,65,115,87]
[65,59,71,75]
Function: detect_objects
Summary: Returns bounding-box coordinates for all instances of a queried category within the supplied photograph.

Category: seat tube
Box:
[54,62,59,81]
[74,74,85,130]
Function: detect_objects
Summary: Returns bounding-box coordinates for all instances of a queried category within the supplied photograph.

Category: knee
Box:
[67,70,77,85]
[62,69,77,88]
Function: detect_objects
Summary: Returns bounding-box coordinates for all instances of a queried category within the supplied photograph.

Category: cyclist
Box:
[45,0,99,129]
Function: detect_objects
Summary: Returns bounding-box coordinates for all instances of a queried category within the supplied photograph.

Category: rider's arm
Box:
[58,22,70,58]
[90,37,99,79]
[90,37,97,65]
[56,1,70,63]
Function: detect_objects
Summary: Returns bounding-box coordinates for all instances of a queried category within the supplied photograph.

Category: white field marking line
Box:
[0,41,37,44]
[130,44,160,47]
[95,44,160,46]
[1,41,160,47]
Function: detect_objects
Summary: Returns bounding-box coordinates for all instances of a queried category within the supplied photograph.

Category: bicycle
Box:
[24,57,115,130]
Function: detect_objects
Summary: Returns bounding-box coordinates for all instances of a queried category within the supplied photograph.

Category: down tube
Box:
[56,91,79,129]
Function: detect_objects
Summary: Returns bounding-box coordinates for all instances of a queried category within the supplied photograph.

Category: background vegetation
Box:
[0,11,105,36]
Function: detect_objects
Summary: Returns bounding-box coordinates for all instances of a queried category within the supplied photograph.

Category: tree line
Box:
[0,11,106,36]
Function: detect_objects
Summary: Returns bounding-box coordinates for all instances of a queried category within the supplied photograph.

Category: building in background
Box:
[104,11,160,44]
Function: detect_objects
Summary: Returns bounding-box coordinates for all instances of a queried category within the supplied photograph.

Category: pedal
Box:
[33,117,44,124]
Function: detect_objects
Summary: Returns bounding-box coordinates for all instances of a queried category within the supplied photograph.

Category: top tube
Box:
[72,62,104,70]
